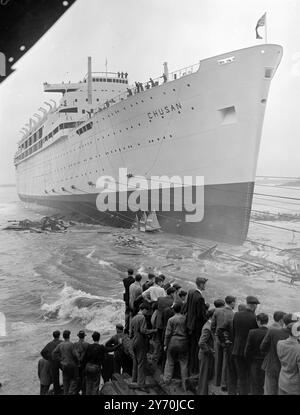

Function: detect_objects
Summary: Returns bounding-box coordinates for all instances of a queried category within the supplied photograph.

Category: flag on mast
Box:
[255,12,266,39]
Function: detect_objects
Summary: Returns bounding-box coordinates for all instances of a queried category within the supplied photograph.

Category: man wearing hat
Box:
[73,330,89,394]
[52,330,79,395]
[105,324,132,375]
[277,319,300,395]
[185,276,208,374]
[40,330,62,394]
[231,296,259,395]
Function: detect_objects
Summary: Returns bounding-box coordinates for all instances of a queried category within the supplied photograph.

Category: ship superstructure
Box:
[14,45,283,244]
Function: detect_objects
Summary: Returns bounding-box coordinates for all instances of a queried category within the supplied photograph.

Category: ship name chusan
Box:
[147,102,182,120]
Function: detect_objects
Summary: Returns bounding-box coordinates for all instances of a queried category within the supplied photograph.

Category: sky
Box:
[0,0,299,185]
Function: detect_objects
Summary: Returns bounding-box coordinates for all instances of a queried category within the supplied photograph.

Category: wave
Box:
[41,283,124,333]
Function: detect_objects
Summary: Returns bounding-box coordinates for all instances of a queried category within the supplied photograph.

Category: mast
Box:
[87,56,92,105]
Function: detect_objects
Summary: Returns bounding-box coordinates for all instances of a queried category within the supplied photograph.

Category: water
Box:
[0,184,300,395]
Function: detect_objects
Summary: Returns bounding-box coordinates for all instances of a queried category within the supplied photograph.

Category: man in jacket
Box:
[260,313,297,395]
[197,308,215,395]
[277,320,300,395]
[129,274,143,317]
[154,287,176,366]
[123,268,135,334]
[105,324,132,375]
[244,313,269,394]
[40,330,62,394]
[163,303,189,390]
[211,295,236,390]
[185,276,208,374]
[52,330,79,395]
[73,330,89,394]
[38,357,52,395]
[130,303,156,390]
[82,331,107,395]
[232,296,259,395]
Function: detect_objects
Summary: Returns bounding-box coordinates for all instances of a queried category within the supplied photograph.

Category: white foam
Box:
[41,283,124,332]
[0,312,6,336]
[98,260,111,266]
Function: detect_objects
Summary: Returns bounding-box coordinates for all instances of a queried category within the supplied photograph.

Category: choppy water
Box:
[0,183,300,395]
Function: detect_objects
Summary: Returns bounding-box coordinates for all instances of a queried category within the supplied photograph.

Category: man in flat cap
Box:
[185,276,208,374]
[232,296,259,395]
[73,330,89,394]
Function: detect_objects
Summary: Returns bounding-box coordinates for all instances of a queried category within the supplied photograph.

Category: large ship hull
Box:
[15,44,283,244]
[19,181,253,244]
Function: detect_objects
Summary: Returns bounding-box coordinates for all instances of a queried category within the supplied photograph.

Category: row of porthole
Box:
[16,83,192,163]
[17,101,193,165]
[18,131,175,173]
[96,82,192,121]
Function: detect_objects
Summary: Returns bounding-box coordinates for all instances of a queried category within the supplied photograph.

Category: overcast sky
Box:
[0,0,299,185]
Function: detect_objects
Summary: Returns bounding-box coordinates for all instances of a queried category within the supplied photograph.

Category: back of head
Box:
[256,313,269,325]
[214,299,225,308]
[238,303,247,312]
[135,273,142,282]
[53,330,60,339]
[92,331,100,342]
[63,330,71,340]
[148,273,155,280]
[166,286,176,296]
[273,311,286,323]
[225,295,236,305]
[195,276,208,288]
[128,268,134,276]
[155,276,162,285]
[77,330,86,339]
[173,302,182,314]
[179,289,187,298]
[159,274,166,281]
[283,313,299,327]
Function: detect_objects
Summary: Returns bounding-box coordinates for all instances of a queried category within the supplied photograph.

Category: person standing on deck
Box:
[154,287,176,367]
[40,330,62,394]
[38,357,52,395]
[244,313,269,395]
[277,320,300,395]
[185,276,208,375]
[129,274,143,318]
[232,296,259,395]
[105,324,132,375]
[197,308,215,395]
[73,330,89,394]
[123,269,135,334]
[211,295,236,391]
[52,330,78,395]
[82,331,106,395]
[261,313,298,395]
[163,303,189,390]
[130,303,157,391]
